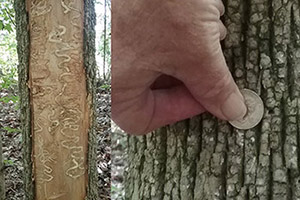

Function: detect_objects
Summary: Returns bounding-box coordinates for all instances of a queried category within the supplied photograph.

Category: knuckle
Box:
[201,71,232,99]
[220,23,227,39]
[203,39,222,59]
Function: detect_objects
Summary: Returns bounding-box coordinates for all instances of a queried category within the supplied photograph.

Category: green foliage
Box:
[0,95,19,104]
[0,0,15,33]
[0,28,18,92]
[100,84,111,90]
[3,127,21,133]
[111,185,118,192]
[0,0,19,111]
[0,65,17,89]
[3,159,14,165]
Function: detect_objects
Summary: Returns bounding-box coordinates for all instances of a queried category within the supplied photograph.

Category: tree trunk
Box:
[125,1,300,200]
[0,132,5,200]
[14,0,98,199]
[103,0,107,80]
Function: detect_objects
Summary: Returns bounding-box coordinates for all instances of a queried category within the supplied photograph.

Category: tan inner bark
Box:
[27,1,89,199]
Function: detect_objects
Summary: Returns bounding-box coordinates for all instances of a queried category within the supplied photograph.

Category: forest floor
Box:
[0,79,111,199]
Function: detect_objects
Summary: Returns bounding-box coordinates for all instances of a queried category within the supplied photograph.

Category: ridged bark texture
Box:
[14,0,34,199]
[84,0,99,199]
[0,133,5,200]
[125,1,300,200]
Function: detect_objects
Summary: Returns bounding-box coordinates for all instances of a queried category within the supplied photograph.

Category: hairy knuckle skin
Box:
[200,72,232,99]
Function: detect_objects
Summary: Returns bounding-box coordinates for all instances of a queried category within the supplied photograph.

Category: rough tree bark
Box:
[14,0,98,199]
[125,0,300,199]
[0,132,5,200]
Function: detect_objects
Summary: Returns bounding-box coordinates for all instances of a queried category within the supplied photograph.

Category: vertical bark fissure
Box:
[178,136,182,200]
[256,0,274,199]
[298,99,300,172]
[289,4,300,182]
[268,148,273,200]
[246,187,250,200]
[190,117,202,199]
[295,95,300,199]
[193,115,218,199]
[160,128,168,199]
[198,116,203,155]
[268,0,275,70]
[281,99,287,167]
[271,0,290,199]
[193,117,203,199]
[220,127,229,200]
[188,117,201,200]
[212,121,219,154]
[241,130,246,187]
[180,120,191,199]
[283,7,300,193]
[124,136,135,199]
[255,122,263,165]
[253,122,263,197]
[287,45,295,99]
[216,121,228,197]
[140,129,168,199]
[288,5,296,99]
[241,0,250,68]
[287,169,293,200]
[139,136,146,198]
[126,135,147,199]
[163,124,183,200]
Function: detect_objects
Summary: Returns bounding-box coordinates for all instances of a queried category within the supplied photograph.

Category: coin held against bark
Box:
[229,89,264,130]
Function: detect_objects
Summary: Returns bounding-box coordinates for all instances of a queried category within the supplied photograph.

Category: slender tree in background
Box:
[103,0,107,80]
[14,0,98,199]
[125,1,300,199]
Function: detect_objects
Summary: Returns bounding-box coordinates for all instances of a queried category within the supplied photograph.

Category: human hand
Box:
[112,0,247,135]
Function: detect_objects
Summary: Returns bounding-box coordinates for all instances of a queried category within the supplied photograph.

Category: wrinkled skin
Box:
[112,0,247,135]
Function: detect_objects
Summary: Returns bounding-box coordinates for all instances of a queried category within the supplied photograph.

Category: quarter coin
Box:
[229,89,264,130]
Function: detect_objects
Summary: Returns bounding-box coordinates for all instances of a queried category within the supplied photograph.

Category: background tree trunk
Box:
[0,132,5,200]
[14,0,98,199]
[125,0,300,199]
[102,0,107,80]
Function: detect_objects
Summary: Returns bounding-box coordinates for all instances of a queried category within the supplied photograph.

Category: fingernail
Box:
[221,91,247,120]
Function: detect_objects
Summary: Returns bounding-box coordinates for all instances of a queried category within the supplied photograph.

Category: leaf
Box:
[3,159,14,165]
[100,84,110,89]
[3,127,21,133]
[0,95,19,104]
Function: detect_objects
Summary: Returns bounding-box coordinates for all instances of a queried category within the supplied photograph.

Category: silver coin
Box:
[229,89,264,130]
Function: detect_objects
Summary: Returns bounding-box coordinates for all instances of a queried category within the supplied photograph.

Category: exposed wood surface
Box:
[28,1,89,199]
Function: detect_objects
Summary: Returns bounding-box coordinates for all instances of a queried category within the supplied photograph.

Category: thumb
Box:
[183,48,247,121]
[112,84,204,135]
[144,85,205,133]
